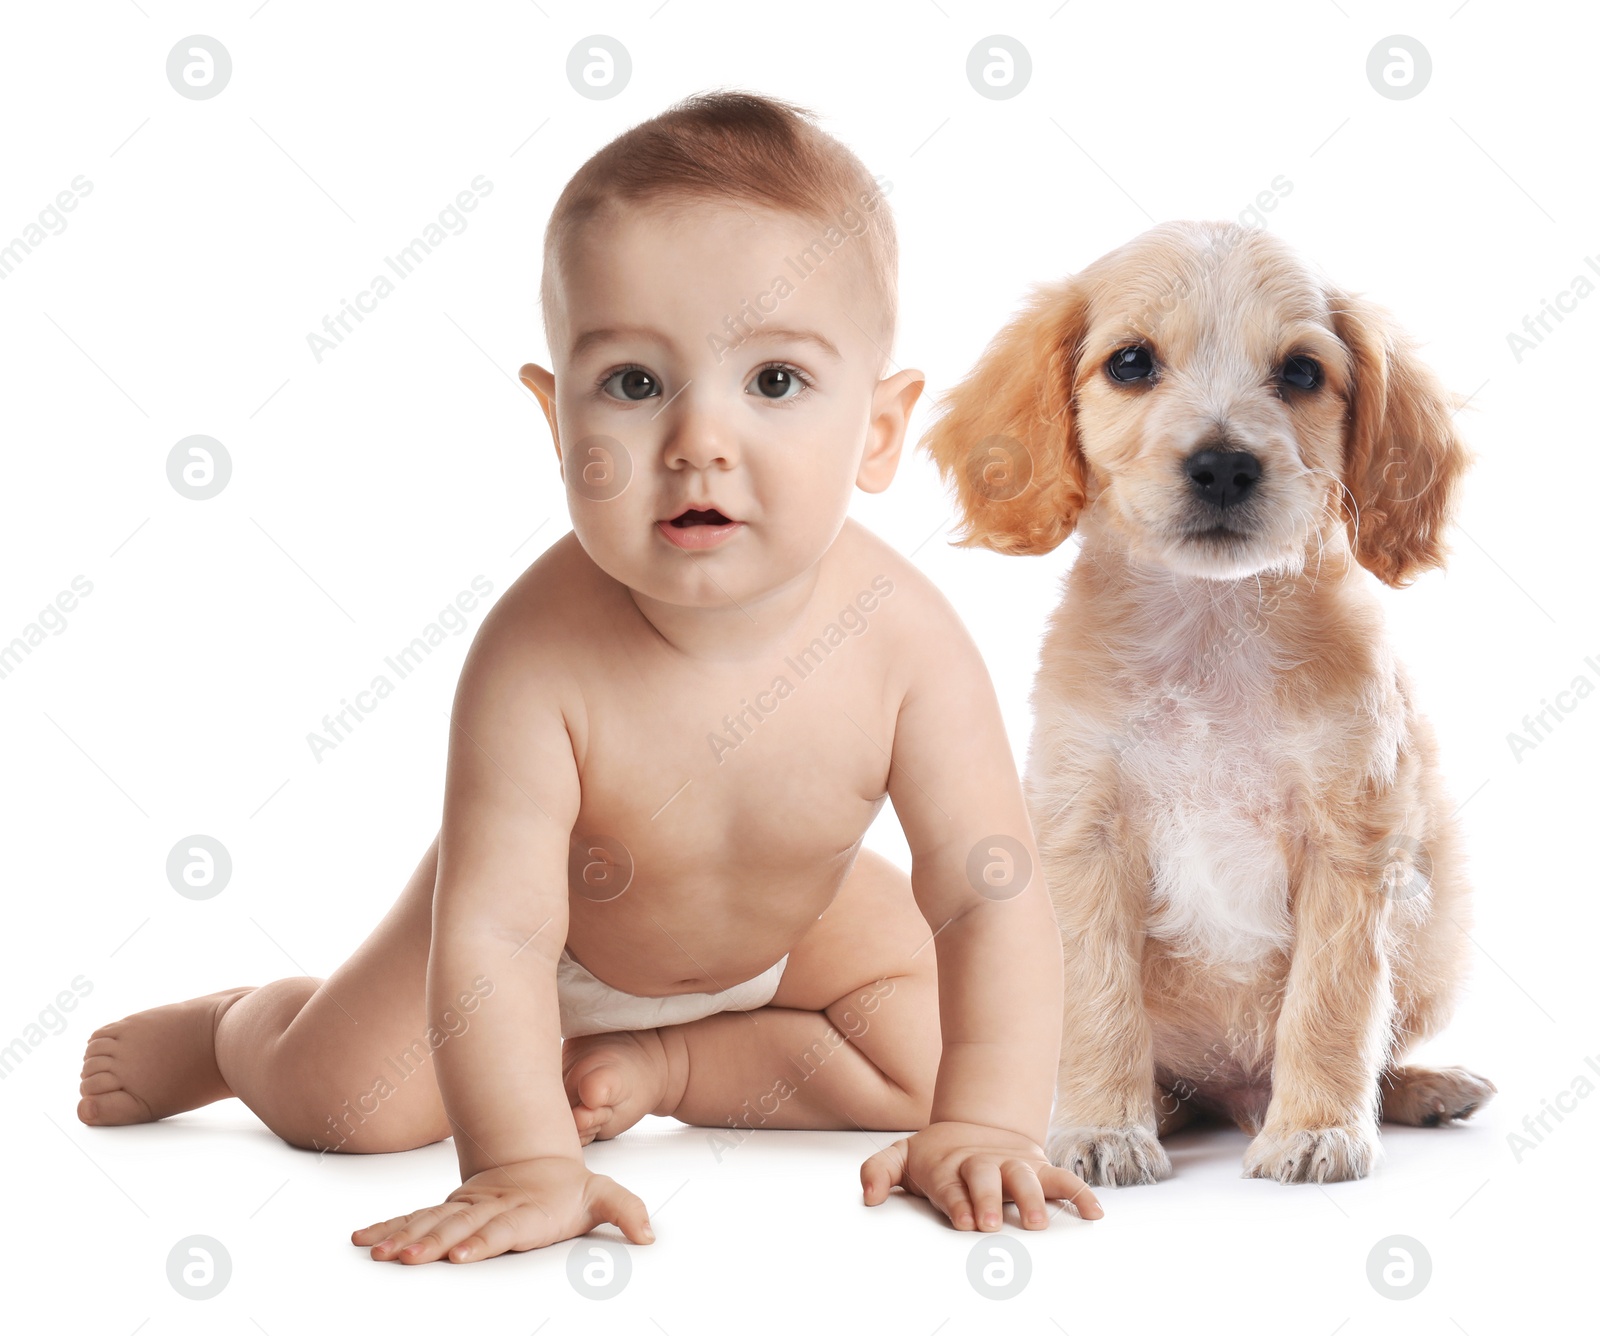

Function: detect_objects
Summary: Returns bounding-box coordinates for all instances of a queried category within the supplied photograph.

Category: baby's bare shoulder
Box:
[836,519,988,679]
[452,533,607,735]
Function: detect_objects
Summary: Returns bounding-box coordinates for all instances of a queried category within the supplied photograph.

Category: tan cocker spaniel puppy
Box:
[921,221,1494,1184]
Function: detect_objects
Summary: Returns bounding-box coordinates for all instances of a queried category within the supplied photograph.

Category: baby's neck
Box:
[626,562,827,663]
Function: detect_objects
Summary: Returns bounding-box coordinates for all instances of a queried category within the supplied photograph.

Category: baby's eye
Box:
[598,366,661,401]
[746,364,810,401]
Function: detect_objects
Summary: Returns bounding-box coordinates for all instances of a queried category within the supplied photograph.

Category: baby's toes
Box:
[81,1036,117,1065]
[75,1048,149,1124]
[562,1032,666,1142]
[573,1062,625,1115]
[570,1101,612,1142]
[80,1071,124,1096]
[80,1052,116,1080]
[572,1099,612,1126]
[77,1090,150,1126]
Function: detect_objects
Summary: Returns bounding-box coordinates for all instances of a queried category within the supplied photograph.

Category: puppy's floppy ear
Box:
[1329,289,1474,588]
[918,276,1092,555]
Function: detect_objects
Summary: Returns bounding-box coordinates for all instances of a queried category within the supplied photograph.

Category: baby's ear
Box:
[917,276,1091,556]
[519,362,562,465]
[857,369,927,494]
[1328,291,1474,588]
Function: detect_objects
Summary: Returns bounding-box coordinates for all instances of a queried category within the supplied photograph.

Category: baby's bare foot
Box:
[78,987,255,1126]
[561,1029,682,1145]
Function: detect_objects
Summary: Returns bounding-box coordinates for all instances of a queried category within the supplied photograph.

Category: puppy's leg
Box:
[1155,1083,1201,1137]
[1381,1065,1496,1126]
[1044,808,1169,1186]
[1244,850,1390,1184]
[1380,752,1494,1128]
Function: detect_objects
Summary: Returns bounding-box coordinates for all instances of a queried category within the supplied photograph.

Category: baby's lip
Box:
[656,507,745,552]
[662,505,738,526]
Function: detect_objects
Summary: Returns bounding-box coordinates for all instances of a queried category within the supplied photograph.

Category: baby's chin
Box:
[580,541,772,609]
[574,515,847,611]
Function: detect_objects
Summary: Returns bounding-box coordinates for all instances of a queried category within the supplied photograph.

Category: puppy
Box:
[920,221,1494,1185]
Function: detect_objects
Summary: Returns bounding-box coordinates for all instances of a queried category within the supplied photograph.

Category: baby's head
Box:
[522,91,923,614]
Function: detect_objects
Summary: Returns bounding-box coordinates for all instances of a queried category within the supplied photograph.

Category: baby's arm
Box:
[353,620,653,1264]
[861,604,1102,1228]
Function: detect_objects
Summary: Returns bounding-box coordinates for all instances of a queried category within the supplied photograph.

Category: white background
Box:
[1,1,1595,1332]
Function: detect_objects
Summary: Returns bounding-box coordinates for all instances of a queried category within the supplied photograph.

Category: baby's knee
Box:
[276,1095,451,1155]
[256,1046,451,1154]
[216,976,319,1051]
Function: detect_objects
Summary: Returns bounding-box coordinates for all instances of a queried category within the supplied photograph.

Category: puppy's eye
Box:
[1278,356,1322,391]
[1107,346,1155,382]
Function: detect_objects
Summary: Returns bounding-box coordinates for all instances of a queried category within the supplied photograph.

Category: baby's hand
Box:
[352,1157,654,1263]
[860,1120,1103,1230]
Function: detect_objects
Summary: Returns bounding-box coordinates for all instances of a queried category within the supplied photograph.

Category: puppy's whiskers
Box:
[1305,464,1361,558]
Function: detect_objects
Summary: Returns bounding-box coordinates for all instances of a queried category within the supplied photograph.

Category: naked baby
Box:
[76,90,1100,1262]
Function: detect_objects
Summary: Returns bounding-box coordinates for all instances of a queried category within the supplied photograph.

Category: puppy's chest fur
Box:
[1038,582,1396,973]
[1117,647,1300,971]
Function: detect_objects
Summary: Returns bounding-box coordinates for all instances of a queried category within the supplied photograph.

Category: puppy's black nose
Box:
[1185,449,1261,508]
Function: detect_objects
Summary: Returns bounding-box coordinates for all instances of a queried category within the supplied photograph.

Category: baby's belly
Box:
[564,744,888,995]
[566,699,892,995]
[562,853,854,998]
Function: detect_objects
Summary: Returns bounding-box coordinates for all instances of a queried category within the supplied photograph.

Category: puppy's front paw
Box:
[1243,1123,1377,1184]
[1048,1124,1171,1186]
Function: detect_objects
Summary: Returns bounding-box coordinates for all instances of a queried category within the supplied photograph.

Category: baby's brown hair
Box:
[540,89,898,360]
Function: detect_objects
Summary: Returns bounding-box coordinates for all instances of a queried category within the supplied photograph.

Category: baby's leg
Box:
[565,848,940,1142]
[80,835,452,1154]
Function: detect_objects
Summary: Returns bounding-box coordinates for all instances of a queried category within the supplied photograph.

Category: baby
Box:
[77,90,1100,1262]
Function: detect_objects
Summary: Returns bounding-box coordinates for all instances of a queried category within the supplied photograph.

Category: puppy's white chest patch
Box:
[1118,688,1295,969]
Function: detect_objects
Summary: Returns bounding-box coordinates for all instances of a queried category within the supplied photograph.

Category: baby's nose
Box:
[665,412,738,469]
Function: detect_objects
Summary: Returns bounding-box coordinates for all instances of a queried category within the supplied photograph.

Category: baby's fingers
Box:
[358,1205,455,1260]
[998,1159,1049,1229]
[450,1206,550,1263]
[860,1138,910,1206]
[1038,1162,1104,1220]
[352,1213,413,1246]
[936,1180,977,1231]
[586,1174,655,1245]
[394,1204,494,1264]
[958,1158,1005,1230]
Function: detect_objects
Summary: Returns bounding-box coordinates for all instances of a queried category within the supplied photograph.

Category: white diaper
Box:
[557,947,789,1039]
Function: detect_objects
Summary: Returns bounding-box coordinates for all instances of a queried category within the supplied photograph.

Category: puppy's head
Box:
[920,221,1471,586]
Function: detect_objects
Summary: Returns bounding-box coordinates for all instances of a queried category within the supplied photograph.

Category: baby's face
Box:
[525,201,918,614]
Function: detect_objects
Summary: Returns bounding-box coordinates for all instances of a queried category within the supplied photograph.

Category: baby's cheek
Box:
[567,504,648,579]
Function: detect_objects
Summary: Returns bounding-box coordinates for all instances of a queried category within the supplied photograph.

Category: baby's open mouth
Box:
[667,507,734,527]
[657,505,745,551]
